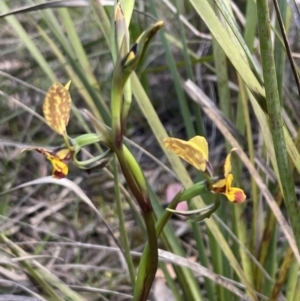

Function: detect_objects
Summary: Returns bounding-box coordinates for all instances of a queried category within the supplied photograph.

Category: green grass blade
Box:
[0,234,86,301]
[0,2,56,82]
[174,0,204,135]
[256,0,300,252]
[286,257,299,301]
[148,0,196,138]
[58,8,101,91]
[132,73,257,299]
[40,9,110,123]
[189,0,267,112]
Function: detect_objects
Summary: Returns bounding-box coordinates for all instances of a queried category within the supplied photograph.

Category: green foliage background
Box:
[0,0,300,300]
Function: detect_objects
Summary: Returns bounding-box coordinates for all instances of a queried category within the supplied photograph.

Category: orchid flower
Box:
[163,136,246,203]
[23,81,110,179]
[211,150,246,203]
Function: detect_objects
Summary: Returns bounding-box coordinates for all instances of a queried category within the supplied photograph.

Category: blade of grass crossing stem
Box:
[131,73,258,300]
[174,0,204,135]
[112,155,135,286]
[58,8,101,91]
[0,2,56,82]
[148,0,196,138]
[256,0,300,252]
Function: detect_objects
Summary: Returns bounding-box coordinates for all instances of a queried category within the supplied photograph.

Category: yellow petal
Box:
[56,148,72,161]
[224,174,246,203]
[163,136,209,171]
[211,179,226,192]
[224,187,246,203]
[64,80,72,91]
[189,136,209,161]
[43,82,72,136]
[223,148,238,177]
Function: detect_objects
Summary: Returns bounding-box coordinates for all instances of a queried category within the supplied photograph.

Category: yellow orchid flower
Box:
[22,82,112,179]
[23,81,73,179]
[212,150,246,203]
[23,147,72,179]
[163,136,246,203]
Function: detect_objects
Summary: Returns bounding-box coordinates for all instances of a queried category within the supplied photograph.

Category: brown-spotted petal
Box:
[43,82,72,136]
[163,136,209,171]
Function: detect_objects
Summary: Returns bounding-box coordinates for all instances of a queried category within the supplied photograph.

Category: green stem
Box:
[112,155,136,286]
[115,147,157,301]
[257,0,300,250]
[133,210,158,301]
[111,67,126,148]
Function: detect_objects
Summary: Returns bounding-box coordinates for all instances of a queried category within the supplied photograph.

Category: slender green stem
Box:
[257,0,300,250]
[115,147,157,301]
[111,66,126,148]
[133,210,158,301]
[112,155,136,285]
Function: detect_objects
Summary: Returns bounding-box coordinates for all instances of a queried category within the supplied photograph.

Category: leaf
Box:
[163,136,208,171]
[43,82,72,135]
